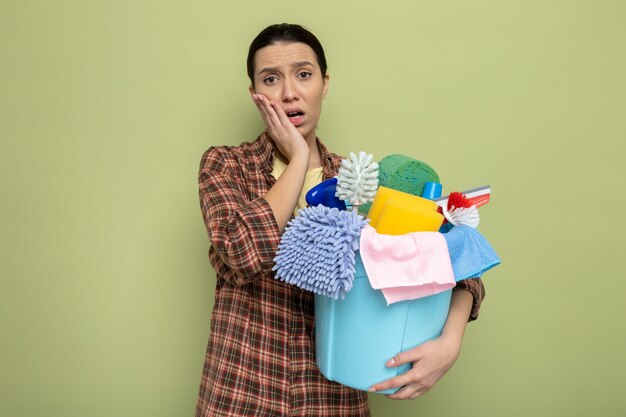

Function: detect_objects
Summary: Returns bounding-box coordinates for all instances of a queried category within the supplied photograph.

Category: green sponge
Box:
[359,154,440,215]
[379,154,440,195]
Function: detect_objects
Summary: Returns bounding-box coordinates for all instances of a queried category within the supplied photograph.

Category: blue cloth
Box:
[273,205,369,299]
[442,225,501,281]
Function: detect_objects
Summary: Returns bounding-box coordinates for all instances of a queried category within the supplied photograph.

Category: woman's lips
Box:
[286,110,305,126]
[288,115,304,126]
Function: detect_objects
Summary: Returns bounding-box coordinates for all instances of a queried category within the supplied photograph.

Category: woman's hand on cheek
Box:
[251,94,309,163]
[368,334,462,400]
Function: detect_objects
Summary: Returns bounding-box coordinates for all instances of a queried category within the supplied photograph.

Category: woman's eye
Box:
[264,76,277,85]
[298,71,312,79]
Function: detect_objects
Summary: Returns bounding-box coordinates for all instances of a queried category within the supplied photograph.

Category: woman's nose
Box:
[281,79,299,102]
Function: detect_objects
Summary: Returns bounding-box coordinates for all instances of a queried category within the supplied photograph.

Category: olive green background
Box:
[2,0,625,416]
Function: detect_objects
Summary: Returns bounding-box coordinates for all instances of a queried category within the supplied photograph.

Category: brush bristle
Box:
[448,192,472,210]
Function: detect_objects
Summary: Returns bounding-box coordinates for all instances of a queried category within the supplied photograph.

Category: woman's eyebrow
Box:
[258,61,315,76]
[291,60,315,69]
[258,66,280,75]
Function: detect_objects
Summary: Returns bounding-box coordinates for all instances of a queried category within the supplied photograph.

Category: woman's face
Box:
[250,42,329,142]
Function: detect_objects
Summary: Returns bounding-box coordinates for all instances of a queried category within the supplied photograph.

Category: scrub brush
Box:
[442,191,480,229]
[336,152,379,213]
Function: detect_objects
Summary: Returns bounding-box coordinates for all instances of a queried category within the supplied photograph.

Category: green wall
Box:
[2,0,625,416]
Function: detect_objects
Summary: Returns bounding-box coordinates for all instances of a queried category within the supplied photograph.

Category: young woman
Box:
[196,23,485,417]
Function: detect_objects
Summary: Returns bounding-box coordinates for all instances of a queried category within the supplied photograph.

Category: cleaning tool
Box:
[378,154,440,196]
[421,181,443,200]
[436,186,491,229]
[442,225,501,281]
[435,185,491,210]
[441,191,480,228]
[335,151,379,213]
[307,154,500,395]
[359,154,440,214]
[442,205,480,228]
[367,186,439,228]
[376,198,445,235]
[367,186,444,234]
[273,205,368,299]
[359,224,455,304]
[305,177,347,210]
[315,253,451,394]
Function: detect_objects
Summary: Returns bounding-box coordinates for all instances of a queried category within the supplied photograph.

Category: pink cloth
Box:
[359,225,455,305]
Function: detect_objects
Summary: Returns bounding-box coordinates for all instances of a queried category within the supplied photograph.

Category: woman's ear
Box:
[249,84,256,95]
[322,73,330,99]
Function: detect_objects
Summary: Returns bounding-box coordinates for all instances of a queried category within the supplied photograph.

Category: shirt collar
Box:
[253,131,339,179]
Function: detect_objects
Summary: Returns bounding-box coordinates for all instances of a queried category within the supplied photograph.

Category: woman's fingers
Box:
[368,372,412,393]
[388,384,429,400]
[385,344,425,368]
[270,100,293,126]
[368,341,444,399]
[250,94,308,161]
[374,368,433,400]
[254,94,295,131]
[254,94,293,140]
[367,374,429,400]
[252,94,276,130]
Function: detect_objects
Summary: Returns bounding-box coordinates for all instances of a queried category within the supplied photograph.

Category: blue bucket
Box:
[315,252,452,394]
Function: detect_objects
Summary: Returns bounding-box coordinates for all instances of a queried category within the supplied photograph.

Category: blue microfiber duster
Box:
[273,205,369,299]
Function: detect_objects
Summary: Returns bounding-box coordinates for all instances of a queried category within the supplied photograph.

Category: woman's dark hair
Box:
[247,23,328,86]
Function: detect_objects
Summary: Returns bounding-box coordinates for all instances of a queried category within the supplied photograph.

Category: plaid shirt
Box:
[196,133,485,417]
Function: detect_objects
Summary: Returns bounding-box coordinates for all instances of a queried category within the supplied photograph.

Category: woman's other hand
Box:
[368,289,474,399]
[251,93,309,163]
[368,334,462,399]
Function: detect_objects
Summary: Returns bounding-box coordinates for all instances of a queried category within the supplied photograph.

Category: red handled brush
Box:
[436,186,490,229]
